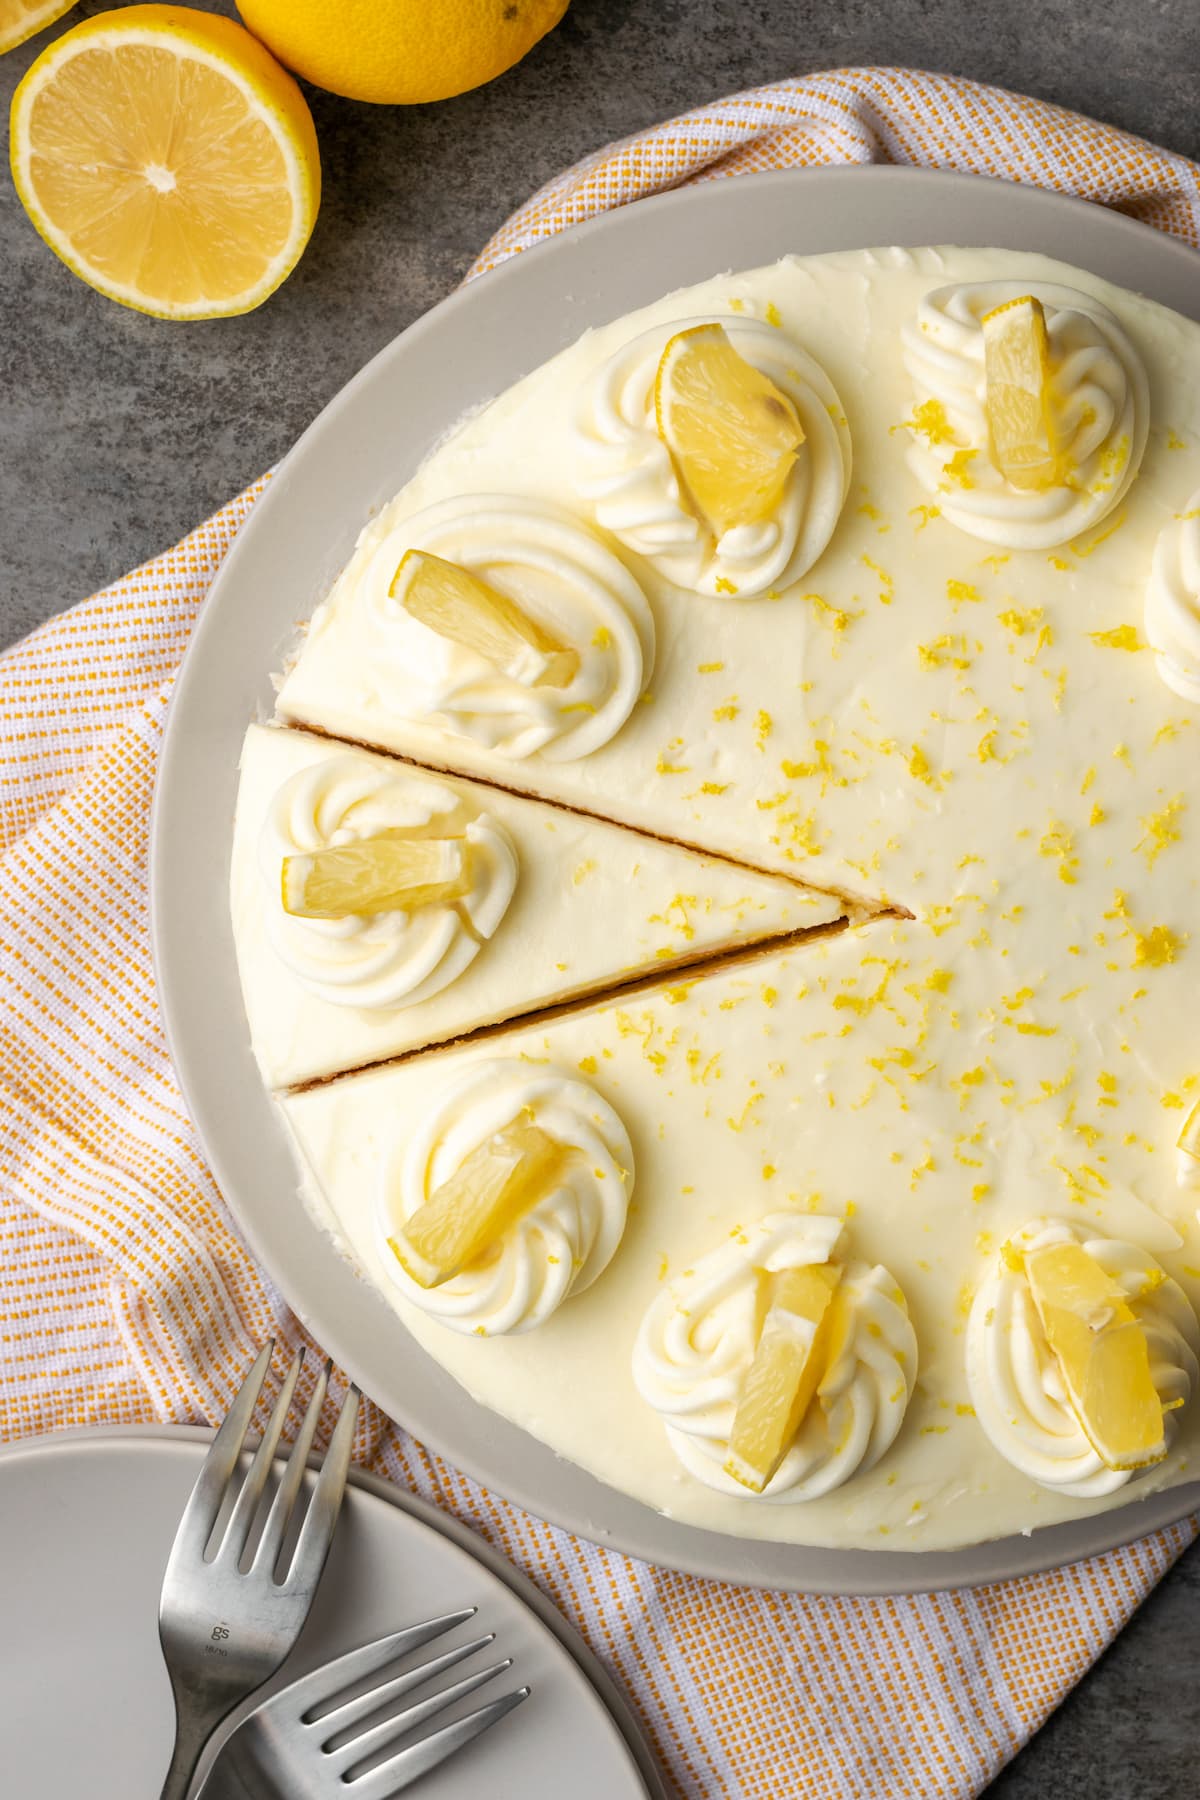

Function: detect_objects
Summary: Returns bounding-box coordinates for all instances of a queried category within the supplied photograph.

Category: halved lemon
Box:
[982,295,1062,491]
[724,1261,841,1492]
[1,0,77,56]
[1024,1240,1165,1471]
[654,323,804,539]
[392,548,579,689]
[281,835,471,920]
[389,1119,565,1289]
[9,5,320,318]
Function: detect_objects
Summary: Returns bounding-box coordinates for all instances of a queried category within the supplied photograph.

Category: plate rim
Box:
[151,163,1200,1596]
[0,1422,662,1800]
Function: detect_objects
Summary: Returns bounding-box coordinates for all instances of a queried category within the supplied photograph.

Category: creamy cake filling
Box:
[249,245,1200,1550]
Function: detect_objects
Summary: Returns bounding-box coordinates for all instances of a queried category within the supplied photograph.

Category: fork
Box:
[158,1341,360,1800]
[196,1614,531,1798]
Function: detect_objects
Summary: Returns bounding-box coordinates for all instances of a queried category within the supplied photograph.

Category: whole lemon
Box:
[236,0,569,105]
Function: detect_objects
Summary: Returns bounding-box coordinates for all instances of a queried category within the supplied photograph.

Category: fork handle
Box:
[158,1690,236,1800]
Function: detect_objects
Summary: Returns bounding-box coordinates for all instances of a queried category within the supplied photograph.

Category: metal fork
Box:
[196,1613,531,1798]
[158,1341,360,1800]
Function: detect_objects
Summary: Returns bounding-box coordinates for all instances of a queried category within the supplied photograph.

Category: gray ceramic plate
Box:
[151,167,1200,1595]
[0,1426,660,1798]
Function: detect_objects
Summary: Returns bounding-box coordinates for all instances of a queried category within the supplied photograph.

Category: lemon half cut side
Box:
[9,5,320,319]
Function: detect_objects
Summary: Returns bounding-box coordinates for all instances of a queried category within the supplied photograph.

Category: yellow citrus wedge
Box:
[281,834,471,920]
[982,295,1063,491]
[9,5,320,318]
[389,1118,565,1289]
[392,547,578,688]
[1024,1241,1165,1471]
[654,323,804,538]
[1,0,76,56]
[1177,1097,1200,1171]
[724,1262,841,1493]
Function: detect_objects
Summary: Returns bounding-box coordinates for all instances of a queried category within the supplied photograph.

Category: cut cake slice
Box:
[231,724,842,1087]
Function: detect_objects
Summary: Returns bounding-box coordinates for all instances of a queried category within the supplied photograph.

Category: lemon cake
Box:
[235,244,1200,1552]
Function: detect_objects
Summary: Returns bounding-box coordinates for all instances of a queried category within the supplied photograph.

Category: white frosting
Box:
[1145,492,1200,704]
[351,495,654,760]
[571,314,851,597]
[902,281,1149,548]
[259,754,517,1012]
[375,1059,634,1336]
[966,1218,1199,1498]
[633,1213,917,1502]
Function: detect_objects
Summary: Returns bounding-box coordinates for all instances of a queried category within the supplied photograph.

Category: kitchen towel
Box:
[3,68,1198,1800]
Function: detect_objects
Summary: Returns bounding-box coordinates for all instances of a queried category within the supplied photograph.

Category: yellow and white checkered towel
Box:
[3,68,1198,1800]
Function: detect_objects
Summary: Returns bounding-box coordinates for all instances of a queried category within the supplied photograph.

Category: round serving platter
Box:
[151,165,1200,1595]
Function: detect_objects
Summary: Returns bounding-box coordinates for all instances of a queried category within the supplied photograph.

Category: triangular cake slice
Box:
[232,724,842,1087]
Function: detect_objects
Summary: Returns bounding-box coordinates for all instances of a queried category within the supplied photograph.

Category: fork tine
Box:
[252,1355,329,1574]
[283,1374,359,1588]
[363,1685,531,1800]
[220,1348,303,1562]
[327,1655,511,1775]
[260,1613,476,1723]
[168,1342,274,1560]
[316,1632,495,1749]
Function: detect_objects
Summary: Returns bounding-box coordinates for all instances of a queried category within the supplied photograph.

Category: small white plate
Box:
[0,1426,660,1799]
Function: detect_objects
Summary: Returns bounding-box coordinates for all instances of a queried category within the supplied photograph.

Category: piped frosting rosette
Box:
[352,494,654,760]
[633,1212,917,1502]
[966,1217,1199,1498]
[260,753,517,1011]
[376,1058,634,1336]
[1145,490,1200,704]
[571,314,852,597]
[901,280,1149,548]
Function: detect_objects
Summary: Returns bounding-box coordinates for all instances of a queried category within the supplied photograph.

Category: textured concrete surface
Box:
[2,1,1198,1793]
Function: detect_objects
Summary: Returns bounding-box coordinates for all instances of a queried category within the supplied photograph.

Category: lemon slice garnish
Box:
[1023,1240,1165,1471]
[724,1262,841,1492]
[981,295,1063,491]
[9,6,320,318]
[389,1118,565,1288]
[391,548,579,689]
[1177,1097,1200,1169]
[281,834,471,920]
[654,323,804,539]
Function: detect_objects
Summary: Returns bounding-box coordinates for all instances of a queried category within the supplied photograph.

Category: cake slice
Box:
[231,724,842,1087]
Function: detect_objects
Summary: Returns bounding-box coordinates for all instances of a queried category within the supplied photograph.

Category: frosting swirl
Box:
[901,281,1149,548]
[633,1212,917,1502]
[260,754,517,1012]
[571,314,851,597]
[377,1059,634,1336]
[353,495,654,760]
[966,1217,1199,1497]
[1145,492,1200,704]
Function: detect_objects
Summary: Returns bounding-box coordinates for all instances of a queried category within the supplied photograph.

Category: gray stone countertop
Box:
[1,2,1197,1794]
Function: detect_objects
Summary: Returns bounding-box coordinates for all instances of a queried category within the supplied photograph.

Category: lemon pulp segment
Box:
[724,1262,841,1492]
[1024,1241,1165,1471]
[9,6,319,318]
[654,323,804,539]
[281,834,471,919]
[982,295,1063,491]
[389,1119,565,1289]
[391,548,579,688]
